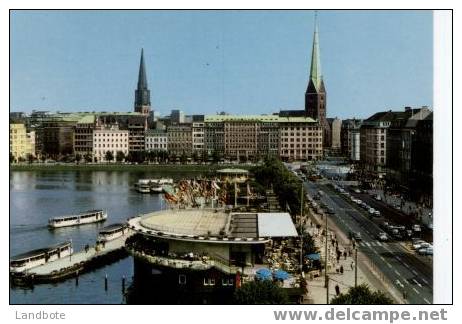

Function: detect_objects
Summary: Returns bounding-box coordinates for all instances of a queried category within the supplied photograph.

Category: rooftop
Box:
[204,114,316,123]
[128,209,298,244]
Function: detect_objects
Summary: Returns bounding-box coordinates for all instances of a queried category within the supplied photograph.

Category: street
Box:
[304,180,433,304]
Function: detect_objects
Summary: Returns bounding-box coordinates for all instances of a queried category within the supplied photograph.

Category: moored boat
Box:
[48,209,107,228]
[10,241,73,273]
[97,223,129,243]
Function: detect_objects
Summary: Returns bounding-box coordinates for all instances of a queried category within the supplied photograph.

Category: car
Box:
[418,247,433,256]
[353,188,362,194]
[353,232,362,241]
[369,208,376,215]
[412,224,422,232]
[326,207,335,214]
[373,210,381,217]
[377,232,389,241]
[413,241,430,250]
[374,195,382,201]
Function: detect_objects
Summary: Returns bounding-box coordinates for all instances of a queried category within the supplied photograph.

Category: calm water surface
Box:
[9,170,188,304]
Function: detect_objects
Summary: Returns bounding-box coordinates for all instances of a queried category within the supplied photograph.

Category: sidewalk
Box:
[303,223,374,304]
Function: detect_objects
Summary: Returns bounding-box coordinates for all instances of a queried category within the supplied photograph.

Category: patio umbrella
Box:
[255,268,272,281]
[273,269,290,281]
[306,253,321,261]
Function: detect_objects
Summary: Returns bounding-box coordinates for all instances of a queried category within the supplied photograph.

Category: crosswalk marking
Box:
[358,241,387,247]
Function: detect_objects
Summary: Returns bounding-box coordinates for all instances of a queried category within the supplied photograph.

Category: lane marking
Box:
[403,262,410,268]
[424,298,431,304]
[386,262,392,269]
[422,278,429,285]
[394,270,401,276]
[412,279,422,288]
[412,269,418,275]
[412,287,420,295]
[366,242,371,247]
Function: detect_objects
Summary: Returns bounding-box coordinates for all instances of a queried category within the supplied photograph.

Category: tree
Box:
[191,151,199,163]
[116,151,125,163]
[234,280,289,304]
[84,153,92,163]
[201,150,209,164]
[330,284,393,304]
[105,150,114,162]
[27,153,35,164]
[10,152,15,163]
[180,151,188,164]
[212,150,221,164]
[75,153,82,164]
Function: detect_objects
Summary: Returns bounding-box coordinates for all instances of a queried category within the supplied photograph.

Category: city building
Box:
[36,113,84,157]
[305,20,330,147]
[410,113,433,199]
[204,115,322,162]
[192,115,205,153]
[145,129,168,152]
[74,115,96,158]
[167,123,193,157]
[327,117,342,152]
[341,119,362,161]
[126,209,299,304]
[134,49,151,115]
[171,110,186,124]
[93,124,129,162]
[10,122,29,161]
[278,117,323,161]
[386,106,432,189]
[97,113,148,153]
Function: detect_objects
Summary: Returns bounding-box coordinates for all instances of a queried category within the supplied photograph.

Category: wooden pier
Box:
[11,232,133,285]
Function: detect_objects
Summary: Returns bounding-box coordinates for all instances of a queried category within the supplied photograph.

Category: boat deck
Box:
[27,231,133,277]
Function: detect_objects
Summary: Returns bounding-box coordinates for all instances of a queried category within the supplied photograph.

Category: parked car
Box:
[377,232,389,241]
[374,195,382,201]
[373,210,381,217]
[413,224,422,232]
[417,246,433,255]
[353,188,362,194]
[413,241,430,250]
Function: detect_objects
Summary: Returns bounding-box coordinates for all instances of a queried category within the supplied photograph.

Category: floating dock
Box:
[11,231,133,285]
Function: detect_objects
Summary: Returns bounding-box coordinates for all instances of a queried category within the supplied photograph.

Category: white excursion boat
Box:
[135,178,173,193]
[150,178,173,193]
[135,179,154,193]
[97,223,129,243]
[10,241,73,273]
[48,209,107,228]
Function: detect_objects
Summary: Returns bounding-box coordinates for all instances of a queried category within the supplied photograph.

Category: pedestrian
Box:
[344,251,347,260]
[340,265,344,274]
[335,284,340,296]
[350,261,354,270]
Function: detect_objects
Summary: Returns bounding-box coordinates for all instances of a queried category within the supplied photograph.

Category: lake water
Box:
[9,170,191,304]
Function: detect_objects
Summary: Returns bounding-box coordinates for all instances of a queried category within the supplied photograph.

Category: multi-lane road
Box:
[304,180,433,304]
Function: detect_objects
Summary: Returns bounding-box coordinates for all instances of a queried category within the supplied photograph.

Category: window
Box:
[203,278,215,286]
[222,278,234,286]
[179,274,187,285]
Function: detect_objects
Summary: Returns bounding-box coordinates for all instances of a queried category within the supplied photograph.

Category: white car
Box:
[413,241,430,250]
[418,247,433,255]
[377,232,389,241]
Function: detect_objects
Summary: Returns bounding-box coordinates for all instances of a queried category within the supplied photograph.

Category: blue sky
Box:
[10,10,433,119]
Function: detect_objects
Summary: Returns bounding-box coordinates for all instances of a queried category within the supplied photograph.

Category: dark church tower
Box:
[305,19,330,146]
[134,49,151,115]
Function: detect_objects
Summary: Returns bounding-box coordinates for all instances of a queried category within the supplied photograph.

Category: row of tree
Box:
[233,281,393,304]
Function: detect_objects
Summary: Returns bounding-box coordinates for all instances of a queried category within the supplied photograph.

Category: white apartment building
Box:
[145,130,168,151]
[93,125,129,162]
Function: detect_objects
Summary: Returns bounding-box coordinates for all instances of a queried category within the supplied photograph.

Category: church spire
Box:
[309,15,322,91]
[134,48,151,115]
[137,48,148,90]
